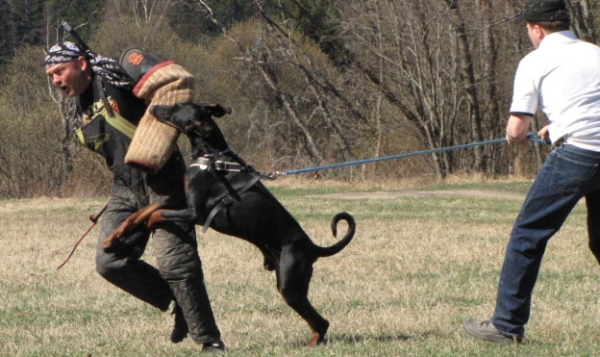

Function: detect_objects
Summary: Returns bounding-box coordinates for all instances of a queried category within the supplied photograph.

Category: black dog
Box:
[103,102,355,346]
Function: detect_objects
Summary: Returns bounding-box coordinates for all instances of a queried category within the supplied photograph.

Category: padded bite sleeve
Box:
[121,49,195,174]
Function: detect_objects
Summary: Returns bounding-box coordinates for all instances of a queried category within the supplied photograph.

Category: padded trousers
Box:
[94,158,221,345]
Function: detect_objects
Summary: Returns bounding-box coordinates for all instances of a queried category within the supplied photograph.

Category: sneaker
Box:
[201,340,227,353]
[170,304,188,343]
[463,318,522,345]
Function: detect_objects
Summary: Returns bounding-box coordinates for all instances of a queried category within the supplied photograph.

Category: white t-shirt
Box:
[510,31,600,151]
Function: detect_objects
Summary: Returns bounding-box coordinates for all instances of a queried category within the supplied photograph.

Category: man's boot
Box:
[171,279,224,348]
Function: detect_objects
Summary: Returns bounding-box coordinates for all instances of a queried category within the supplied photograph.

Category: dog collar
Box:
[190,157,244,172]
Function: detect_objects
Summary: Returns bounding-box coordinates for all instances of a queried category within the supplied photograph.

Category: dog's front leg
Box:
[102,200,165,248]
[147,207,198,229]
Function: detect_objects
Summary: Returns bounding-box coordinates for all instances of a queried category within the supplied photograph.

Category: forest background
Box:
[0,0,598,199]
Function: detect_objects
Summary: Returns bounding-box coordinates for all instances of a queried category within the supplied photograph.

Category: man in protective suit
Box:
[45,41,225,352]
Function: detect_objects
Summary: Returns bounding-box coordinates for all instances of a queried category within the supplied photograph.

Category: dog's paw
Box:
[306,332,327,347]
[102,233,120,249]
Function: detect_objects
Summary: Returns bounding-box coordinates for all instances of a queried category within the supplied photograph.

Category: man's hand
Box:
[538,125,550,143]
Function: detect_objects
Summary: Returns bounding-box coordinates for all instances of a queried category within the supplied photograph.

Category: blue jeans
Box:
[491,144,600,338]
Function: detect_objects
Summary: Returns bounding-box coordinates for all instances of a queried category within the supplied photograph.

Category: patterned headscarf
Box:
[45,41,133,89]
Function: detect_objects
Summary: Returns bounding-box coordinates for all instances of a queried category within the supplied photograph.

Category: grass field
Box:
[1,178,599,356]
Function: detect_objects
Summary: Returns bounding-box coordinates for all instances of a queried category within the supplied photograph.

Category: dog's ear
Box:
[149,105,174,120]
[198,103,232,118]
[214,104,232,118]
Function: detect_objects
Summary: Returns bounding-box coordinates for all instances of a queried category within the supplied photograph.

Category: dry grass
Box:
[1,179,599,356]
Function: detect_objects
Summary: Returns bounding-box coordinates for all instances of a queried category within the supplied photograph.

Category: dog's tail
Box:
[317,212,355,257]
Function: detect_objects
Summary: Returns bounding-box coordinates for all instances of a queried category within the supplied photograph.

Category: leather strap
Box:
[201,174,261,233]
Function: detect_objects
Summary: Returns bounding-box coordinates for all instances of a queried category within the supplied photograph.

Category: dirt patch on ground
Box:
[310,189,527,201]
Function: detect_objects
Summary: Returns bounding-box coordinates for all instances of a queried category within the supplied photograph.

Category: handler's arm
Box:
[506,113,533,144]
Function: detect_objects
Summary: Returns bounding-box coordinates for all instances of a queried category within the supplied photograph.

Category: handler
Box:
[45,41,226,352]
[463,0,600,345]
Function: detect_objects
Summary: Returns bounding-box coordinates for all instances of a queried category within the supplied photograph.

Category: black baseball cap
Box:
[513,0,570,23]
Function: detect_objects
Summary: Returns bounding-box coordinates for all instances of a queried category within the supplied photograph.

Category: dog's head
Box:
[149,103,232,136]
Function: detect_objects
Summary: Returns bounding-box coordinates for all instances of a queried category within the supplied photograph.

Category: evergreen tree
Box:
[279,0,341,63]
[0,0,14,66]
[168,0,256,42]
[11,0,46,46]
[46,0,104,44]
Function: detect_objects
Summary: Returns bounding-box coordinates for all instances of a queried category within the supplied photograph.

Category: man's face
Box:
[45,56,92,97]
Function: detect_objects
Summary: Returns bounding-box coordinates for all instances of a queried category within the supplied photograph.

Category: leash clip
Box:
[203,147,232,158]
[266,171,284,180]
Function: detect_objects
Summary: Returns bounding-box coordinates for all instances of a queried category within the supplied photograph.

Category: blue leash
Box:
[269,133,549,177]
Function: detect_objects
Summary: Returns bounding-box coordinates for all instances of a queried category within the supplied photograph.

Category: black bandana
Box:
[45,41,133,89]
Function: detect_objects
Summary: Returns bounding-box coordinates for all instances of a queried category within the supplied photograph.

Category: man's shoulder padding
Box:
[119,48,161,83]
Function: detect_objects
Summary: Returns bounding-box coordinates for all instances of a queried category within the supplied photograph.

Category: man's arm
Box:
[506,113,533,144]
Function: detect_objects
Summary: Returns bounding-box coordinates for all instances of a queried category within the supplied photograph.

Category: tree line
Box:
[0,0,598,199]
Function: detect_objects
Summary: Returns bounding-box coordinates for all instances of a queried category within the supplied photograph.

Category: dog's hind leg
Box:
[277,256,329,346]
